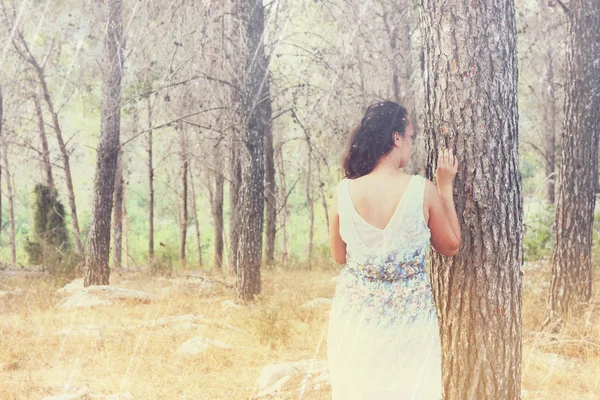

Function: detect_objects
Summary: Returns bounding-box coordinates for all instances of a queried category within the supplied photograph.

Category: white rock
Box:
[58,286,152,310]
[57,279,84,295]
[176,336,233,355]
[299,298,332,309]
[255,375,291,398]
[55,325,102,338]
[162,277,218,297]
[221,300,242,311]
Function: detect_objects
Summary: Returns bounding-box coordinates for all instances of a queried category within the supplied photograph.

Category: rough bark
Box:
[33,95,54,189]
[233,0,271,301]
[0,85,3,242]
[543,0,600,332]
[420,1,523,399]
[147,97,155,263]
[208,159,225,269]
[229,137,241,274]
[84,0,125,286]
[112,152,124,269]
[276,140,289,264]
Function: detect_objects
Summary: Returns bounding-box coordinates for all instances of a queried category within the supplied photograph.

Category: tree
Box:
[420,0,523,398]
[84,0,125,286]
[542,0,600,332]
[232,0,272,300]
[112,152,124,269]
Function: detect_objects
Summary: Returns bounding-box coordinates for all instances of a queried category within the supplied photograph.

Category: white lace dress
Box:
[327,175,443,400]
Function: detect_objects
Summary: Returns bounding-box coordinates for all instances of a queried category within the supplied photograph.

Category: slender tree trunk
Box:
[420,1,523,398]
[179,128,188,268]
[3,143,16,268]
[276,142,289,265]
[545,48,557,205]
[318,166,329,232]
[84,0,125,286]
[147,97,155,263]
[33,96,54,189]
[189,165,203,268]
[0,85,3,243]
[543,0,600,332]
[112,152,124,269]
[233,0,271,301]
[306,146,314,268]
[123,185,130,269]
[264,115,276,265]
[229,138,241,274]
[212,168,225,269]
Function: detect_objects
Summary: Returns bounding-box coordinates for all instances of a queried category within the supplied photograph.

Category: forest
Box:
[0,0,599,399]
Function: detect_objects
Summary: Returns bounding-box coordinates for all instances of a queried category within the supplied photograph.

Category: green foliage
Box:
[523,203,554,262]
[25,184,79,279]
[150,243,176,277]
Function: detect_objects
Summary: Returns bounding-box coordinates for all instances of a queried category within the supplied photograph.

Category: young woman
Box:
[327,101,461,399]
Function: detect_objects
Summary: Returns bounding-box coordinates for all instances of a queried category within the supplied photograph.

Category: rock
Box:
[256,359,328,392]
[221,299,242,311]
[57,279,84,295]
[176,336,233,356]
[299,298,332,309]
[55,325,102,338]
[255,375,291,398]
[57,286,153,310]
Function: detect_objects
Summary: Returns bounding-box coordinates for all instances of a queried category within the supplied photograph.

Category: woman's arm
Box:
[329,190,347,264]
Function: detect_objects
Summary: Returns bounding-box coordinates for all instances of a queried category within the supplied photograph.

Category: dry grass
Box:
[0,261,599,399]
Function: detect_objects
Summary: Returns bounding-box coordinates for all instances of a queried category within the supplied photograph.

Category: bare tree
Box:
[420,0,523,398]
[84,0,125,286]
[543,0,600,332]
[32,95,54,189]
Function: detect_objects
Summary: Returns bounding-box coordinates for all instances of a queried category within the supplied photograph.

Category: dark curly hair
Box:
[342,101,409,179]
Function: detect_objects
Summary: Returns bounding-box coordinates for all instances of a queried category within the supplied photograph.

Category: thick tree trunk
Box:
[3,144,16,268]
[233,0,271,301]
[33,96,54,189]
[112,152,124,269]
[84,0,124,286]
[147,98,155,263]
[264,116,276,265]
[189,167,203,268]
[543,0,600,332]
[420,1,523,399]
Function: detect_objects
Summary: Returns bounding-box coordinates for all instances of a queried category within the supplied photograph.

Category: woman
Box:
[327,101,461,399]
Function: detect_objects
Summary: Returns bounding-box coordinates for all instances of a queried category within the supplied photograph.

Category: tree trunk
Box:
[0,85,3,243]
[147,97,155,263]
[3,143,16,268]
[189,166,203,268]
[33,96,54,189]
[276,141,289,265]
[543,0,600,332]
[420,1,523,398]
[212,168,225,269]
[264,114,276,265]
[545,48,557,206]
[112,152,124,269]
[306,146,314,268]
[179,127,188,269]
[123,184,130,269]
[229,137,241,274]
[84,0,125,286]
[233,0,271,301]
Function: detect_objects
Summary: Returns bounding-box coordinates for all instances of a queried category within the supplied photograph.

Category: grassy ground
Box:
[0,261,599,399]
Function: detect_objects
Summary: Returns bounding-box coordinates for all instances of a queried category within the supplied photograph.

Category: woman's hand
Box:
[436,148,458,191]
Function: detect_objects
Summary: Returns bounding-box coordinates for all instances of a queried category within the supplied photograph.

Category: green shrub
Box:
[523,204,554,261]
